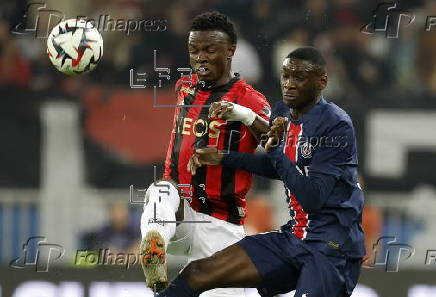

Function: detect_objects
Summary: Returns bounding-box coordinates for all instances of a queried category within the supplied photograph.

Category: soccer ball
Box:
[47,19,103,75]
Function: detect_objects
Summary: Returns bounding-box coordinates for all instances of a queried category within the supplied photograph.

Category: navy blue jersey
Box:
[271,97,364,258]
[223,97,365,258]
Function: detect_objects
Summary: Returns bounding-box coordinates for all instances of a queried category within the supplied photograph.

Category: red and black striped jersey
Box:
[163,74,270,225]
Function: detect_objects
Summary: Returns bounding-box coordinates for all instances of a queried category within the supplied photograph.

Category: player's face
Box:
[280,58,327,109]
[188,31,235,85]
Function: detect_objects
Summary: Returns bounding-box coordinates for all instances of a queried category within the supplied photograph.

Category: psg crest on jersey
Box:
[300,142,313,158]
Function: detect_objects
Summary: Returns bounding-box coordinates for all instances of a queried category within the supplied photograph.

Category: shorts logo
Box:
[327,241,340,249]
[237,206,246,218]
[148,218,166,226]
[300,142,313,158]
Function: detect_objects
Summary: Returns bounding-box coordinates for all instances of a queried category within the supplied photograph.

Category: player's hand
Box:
[209,101,256,126]
[265,117,288,153]
[209,101,234,120]
[265,136,280,152]
[187,147,224,175]
[268,117,288,139]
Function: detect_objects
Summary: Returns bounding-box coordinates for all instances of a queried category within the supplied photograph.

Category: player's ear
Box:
[318,73,327,91]
[227,44,236,59]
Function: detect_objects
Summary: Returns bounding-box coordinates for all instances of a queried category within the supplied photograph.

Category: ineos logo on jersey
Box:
[177,117,225,138]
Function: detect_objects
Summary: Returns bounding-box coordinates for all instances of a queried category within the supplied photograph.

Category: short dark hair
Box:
[190,11,237,44]
[287,46,326,68]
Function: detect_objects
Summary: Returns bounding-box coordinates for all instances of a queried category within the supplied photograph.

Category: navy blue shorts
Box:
[237,230,361,297]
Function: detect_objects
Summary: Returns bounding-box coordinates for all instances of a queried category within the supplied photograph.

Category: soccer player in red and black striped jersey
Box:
[139,11,270,297]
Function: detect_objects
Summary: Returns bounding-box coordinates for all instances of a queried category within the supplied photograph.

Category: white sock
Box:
[140,181,180,248]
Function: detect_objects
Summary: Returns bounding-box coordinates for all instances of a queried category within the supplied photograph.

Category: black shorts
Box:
[237,230,361,297]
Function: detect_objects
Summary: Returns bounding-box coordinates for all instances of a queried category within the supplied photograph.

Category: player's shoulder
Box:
[271,100,290,119]
[319,97,353,129]
[232,78,271,119]
[234,78,269,106]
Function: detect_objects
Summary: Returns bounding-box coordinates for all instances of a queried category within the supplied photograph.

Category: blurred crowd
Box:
[2,0,436,104]
[81,201,141,254]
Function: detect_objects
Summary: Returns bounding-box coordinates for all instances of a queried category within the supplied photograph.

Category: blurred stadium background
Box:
[1,0,436,296]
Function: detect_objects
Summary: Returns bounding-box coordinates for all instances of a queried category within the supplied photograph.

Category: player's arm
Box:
[208,101,270,140]
[163,107,180,179]
[188,110,281,178]
[163,79,185,179]
[222,151,280,179]
[187,148,280,180]
[266,148,337,212]
[249,115,270,140]
[266,120,353,212]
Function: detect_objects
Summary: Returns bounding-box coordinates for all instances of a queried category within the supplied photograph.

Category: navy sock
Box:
[157,275,199,297]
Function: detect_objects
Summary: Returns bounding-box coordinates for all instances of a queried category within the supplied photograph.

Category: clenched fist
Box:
[265,117,288,152]
[187,147,224,175]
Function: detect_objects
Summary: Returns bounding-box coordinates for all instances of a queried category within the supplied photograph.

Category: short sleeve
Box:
[238,89,271,121]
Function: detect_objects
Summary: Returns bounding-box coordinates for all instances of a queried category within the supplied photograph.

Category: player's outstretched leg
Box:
[140,180,180,291]
[157,243,262,297]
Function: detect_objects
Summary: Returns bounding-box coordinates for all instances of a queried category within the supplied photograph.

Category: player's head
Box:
[188,11,237,86]
[281,46,327,109]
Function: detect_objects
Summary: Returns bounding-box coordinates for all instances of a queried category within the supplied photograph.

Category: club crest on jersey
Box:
[261,106,271,117]
[180,85,195,95]
[300,142,313,158]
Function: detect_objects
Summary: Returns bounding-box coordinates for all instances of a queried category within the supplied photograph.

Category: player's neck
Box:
[213,72,234,88]
[291,95,321,120]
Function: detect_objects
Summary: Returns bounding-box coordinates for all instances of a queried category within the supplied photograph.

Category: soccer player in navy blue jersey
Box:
[157,46,365,297]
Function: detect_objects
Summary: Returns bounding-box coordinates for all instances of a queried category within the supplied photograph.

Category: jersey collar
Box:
[290,95,326,123]
[197,74,240,92]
